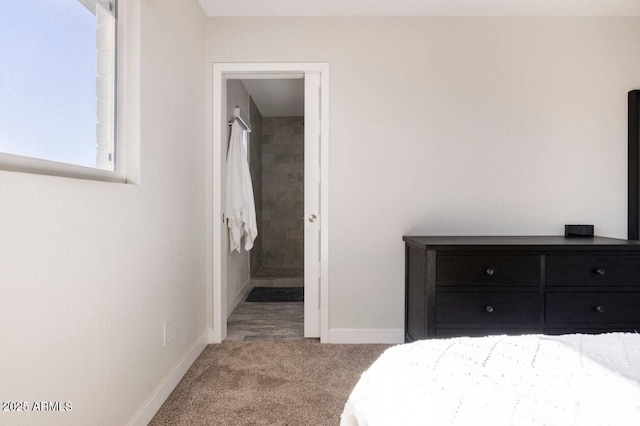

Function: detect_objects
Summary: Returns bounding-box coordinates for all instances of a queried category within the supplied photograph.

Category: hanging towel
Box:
[225,121,258,252]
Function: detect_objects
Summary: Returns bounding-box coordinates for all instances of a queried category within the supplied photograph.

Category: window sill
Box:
[0,152,126,183]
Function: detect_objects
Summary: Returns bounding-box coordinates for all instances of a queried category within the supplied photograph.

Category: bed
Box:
[341,333,640,426]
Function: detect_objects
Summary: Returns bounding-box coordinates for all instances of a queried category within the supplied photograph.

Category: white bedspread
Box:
[341,333,640,426]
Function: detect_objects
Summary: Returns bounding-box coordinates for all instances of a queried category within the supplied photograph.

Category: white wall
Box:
[207,17,640,336]
[225,79,251,308]
[0,0,207,424]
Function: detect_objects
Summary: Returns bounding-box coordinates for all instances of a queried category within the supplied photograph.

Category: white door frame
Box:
[208,62,330,344]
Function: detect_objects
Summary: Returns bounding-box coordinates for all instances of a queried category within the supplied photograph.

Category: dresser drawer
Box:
[436,327,541,339]
[546,292,640,323]
[436,255,539,287]
[436,292,540,324]
[545,327,640,335]
[546,255,640,287]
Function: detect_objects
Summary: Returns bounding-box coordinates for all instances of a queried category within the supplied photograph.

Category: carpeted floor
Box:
[150,340,391,425]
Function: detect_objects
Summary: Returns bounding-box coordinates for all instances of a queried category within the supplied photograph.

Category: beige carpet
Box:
[150,340,391,425]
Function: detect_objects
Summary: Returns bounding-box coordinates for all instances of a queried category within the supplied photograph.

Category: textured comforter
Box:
[341,333,640,426]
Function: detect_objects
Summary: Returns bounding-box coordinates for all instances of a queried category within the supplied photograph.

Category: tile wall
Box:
[259,117,304,273]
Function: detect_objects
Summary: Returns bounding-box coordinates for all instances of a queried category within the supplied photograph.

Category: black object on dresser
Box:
[404,236,640,342]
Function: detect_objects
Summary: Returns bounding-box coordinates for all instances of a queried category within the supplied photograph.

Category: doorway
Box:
[209,63,329,343]
[226,77,304,341]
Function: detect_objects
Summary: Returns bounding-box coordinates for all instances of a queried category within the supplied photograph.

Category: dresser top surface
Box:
[403,236,640,250]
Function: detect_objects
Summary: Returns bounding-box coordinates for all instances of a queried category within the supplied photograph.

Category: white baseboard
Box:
[129,332,208,426]
[327,328,404,344]
[227,279,253,318]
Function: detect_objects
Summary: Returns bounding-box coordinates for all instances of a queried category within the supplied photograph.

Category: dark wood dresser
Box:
[404,236,640,342]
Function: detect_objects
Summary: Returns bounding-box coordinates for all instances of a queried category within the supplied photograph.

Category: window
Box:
[0,0,118,176]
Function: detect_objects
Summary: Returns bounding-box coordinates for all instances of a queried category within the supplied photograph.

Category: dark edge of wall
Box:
[629,90,640,240]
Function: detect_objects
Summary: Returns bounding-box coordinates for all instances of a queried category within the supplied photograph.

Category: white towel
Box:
[224,121,257,252]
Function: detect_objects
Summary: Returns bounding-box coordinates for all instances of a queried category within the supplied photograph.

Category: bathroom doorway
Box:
[209,63,329,343]
[243,78,305,283]
[227,77,304,341]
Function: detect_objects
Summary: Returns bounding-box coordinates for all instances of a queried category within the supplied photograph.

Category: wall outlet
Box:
[163,319,174,347]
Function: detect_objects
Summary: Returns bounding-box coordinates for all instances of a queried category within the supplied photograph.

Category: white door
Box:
[304,72,321,337]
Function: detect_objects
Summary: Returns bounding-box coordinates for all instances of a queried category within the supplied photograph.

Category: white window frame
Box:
[0,0,128,183]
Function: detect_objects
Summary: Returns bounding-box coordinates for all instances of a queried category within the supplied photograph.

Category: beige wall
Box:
[0,0,207,424]
[207,17,640,334]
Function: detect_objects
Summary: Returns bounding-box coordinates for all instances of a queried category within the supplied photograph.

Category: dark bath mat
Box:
[246,287,304,303]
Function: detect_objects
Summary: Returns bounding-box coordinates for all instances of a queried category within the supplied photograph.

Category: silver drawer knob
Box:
[485,268,495,276]
[308,214,317,223]
[595,305,605,313]
[596,268,606,276]
[485,305,494,313]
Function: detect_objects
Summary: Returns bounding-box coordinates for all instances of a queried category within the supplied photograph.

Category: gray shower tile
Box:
[254,116,305,274]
